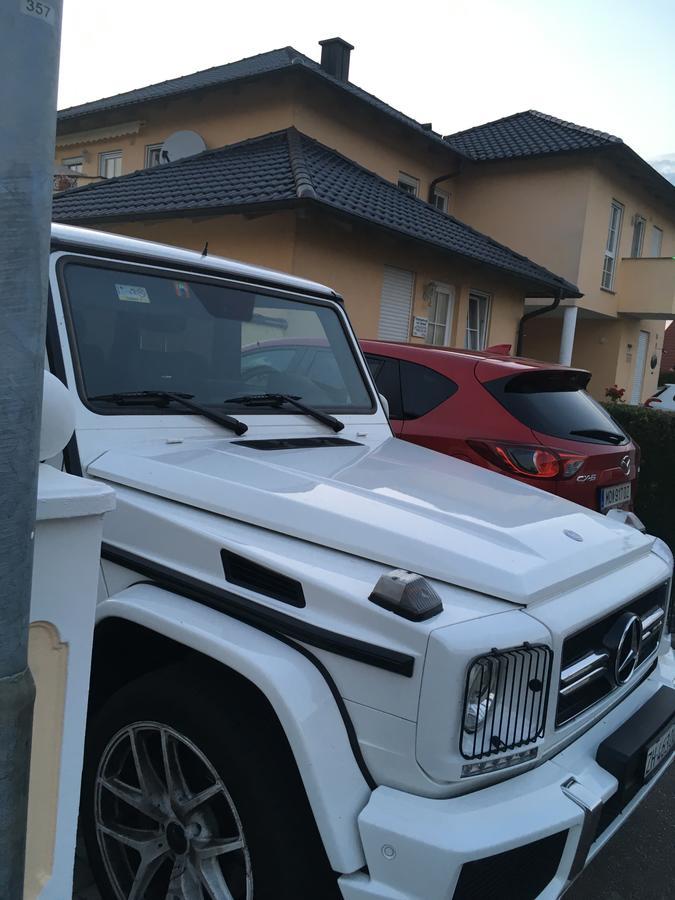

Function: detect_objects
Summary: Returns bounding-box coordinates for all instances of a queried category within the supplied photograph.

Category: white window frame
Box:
[99,150,122,179]
[397,172,419,198]
[631,214,646,258]
[465,291,492,351]
[651,225,663,257]
[601,200,624,291]
[145,143,164,168]
[426,283,455,346]
[62,155,83,173]
[432,188,449,213]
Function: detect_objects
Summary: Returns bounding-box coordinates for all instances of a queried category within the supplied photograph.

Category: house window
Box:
[99,151,122,179]
[432,189,449,213]
[427,283,455,346]
[601,200,623,290]
[465,291,491,350]
[631,215,646,258]
[145,143,164,168]
[62,156,83,173]
[651,226,663,257]
[397,172,419,197]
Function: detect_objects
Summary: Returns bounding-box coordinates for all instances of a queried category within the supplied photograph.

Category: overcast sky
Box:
[57,0,675,169]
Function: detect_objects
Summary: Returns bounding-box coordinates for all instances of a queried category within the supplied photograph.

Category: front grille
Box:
[556,583,668,727]
[460,645,553,760]
[453,830,568,900]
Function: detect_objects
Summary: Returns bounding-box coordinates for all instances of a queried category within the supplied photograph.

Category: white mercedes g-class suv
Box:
[46,224,673,900]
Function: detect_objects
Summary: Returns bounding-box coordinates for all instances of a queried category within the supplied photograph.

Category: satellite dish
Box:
[160,130,206,164]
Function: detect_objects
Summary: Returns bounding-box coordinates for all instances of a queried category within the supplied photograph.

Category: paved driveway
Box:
[565,764,674,900]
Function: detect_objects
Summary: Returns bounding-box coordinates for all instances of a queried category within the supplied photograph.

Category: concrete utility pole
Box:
[0,1,63,896]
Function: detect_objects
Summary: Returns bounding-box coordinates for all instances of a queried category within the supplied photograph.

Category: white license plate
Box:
[601,482,632,511]
[644,721,675,780]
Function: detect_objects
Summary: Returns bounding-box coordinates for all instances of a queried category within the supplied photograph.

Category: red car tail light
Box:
[468,441,586,480]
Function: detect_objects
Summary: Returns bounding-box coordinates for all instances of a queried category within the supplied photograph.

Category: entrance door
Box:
[630,330,649,404]
[377,266,414,341]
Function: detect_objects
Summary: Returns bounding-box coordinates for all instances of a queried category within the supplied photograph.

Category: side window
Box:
[400,360,457,419]
[365,354,403,419]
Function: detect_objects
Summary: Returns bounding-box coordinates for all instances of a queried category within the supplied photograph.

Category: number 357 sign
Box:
[21,0,56,24]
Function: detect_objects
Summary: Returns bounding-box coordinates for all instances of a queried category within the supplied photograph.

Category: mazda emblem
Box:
[619,455,631,477]
[603,613,642,686]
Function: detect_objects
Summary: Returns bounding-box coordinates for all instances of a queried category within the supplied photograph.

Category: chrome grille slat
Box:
[640,607,665,641]
[556,583,668,728]
[560,651,609,686]
[559,666,608,696]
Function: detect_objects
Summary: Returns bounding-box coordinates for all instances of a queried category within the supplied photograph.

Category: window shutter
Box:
[377,267,414,341]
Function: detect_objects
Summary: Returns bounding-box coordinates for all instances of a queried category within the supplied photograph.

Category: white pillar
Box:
[559,305,578,367]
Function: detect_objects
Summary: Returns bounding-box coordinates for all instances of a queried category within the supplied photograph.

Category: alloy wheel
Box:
[94,721,253,900]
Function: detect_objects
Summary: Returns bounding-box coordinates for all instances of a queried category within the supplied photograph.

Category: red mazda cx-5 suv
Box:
[361,340,638,512]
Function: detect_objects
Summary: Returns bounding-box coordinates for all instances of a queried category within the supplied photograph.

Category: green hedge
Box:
[661,371,675,384]
[603,402,675,551]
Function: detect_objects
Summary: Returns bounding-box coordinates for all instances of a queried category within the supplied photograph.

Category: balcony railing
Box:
[616,256,675,318]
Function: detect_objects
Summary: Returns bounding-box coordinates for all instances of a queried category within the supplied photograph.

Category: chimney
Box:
[319,38,354,82]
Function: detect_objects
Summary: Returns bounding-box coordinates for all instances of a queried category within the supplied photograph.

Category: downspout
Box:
[427,165,461,204]
[515,289,563,357]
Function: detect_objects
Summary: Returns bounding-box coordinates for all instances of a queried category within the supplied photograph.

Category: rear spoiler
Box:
[501,369,592,394]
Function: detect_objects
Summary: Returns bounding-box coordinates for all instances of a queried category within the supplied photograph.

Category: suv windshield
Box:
[485,370,628,445]
[62,261,373,413]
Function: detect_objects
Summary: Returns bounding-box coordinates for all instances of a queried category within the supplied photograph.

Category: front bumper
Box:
[339,651,675,900]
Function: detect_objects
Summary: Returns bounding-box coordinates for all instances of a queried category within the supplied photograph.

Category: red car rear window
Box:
[484,370,628,445]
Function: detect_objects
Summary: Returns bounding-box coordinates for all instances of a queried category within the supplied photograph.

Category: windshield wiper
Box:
[224,393,344,433]
[569,428,624,445]
[90,391,248,435]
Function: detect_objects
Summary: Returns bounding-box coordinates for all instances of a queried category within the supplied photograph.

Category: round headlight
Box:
[463,660,497,734]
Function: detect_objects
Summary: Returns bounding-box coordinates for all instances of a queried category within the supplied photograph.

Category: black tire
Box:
[80,662,342,900]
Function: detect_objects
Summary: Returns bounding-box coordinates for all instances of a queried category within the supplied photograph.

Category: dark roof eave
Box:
[55,194,579,298]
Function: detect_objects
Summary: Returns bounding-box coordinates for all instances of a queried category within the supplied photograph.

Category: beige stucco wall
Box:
[454,155,675,319]
[56,72,459,203]
[57,75,299,178]
[454,157,594,288]
[523,314,662,402]
[578,162,675,316]
[107,211,298,274]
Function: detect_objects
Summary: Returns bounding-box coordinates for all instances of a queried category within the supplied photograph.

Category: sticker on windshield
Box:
[115,283,150,304]
[174,281,191,299]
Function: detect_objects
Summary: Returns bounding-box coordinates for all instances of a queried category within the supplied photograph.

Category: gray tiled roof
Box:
[52,129,580,297]
[445,110,623,161]
[57,46,448,149]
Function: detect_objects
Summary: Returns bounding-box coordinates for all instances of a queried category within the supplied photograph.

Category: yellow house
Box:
[52,39,579,362]
[446,111,675,402]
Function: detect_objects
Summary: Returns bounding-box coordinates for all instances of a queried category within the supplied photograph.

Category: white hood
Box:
[88,434,653,605]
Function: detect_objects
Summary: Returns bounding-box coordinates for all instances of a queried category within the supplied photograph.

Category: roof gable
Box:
[52,128,579,298]
[445,110,622,161]
[57,46,449,150]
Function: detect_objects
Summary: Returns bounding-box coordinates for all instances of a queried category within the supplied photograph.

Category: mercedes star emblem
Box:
[604,612,642,686]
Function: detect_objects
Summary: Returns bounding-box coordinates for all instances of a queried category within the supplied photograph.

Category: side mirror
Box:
[40,371,76,462]
[379,393,390,418]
